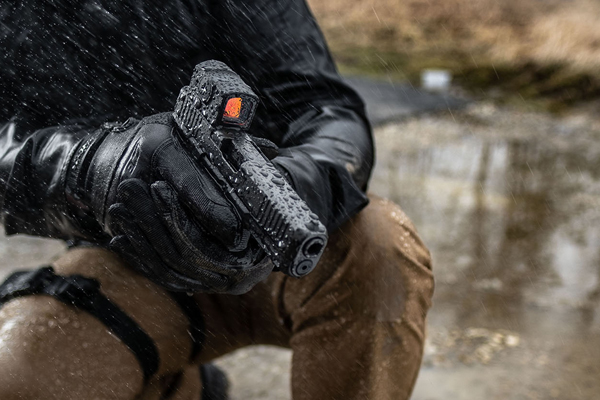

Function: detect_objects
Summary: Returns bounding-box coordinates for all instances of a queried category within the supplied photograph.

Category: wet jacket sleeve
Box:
[0,122,101,239]
[209,0,374,232]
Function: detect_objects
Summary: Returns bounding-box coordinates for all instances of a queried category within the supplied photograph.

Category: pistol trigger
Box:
[249,136,279,160]
[227,229,251,253]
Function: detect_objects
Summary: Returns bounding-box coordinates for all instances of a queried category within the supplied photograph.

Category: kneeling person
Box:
[0,0,434,399]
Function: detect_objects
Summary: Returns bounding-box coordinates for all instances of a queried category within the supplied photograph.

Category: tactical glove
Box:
[65,114,227,243]
[0,114,272,293]
[108,179,272,293]
[73,113,276,292]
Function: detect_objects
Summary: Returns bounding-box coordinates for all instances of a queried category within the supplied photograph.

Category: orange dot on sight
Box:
[224,97,242,119]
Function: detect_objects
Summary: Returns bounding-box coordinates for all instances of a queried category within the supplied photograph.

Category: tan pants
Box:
[0,196,434,400]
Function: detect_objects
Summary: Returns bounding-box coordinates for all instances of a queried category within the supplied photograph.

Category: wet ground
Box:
[2,89,600,399]
[372,102,600,400]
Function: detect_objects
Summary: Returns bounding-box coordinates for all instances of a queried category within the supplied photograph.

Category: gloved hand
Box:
[1,112,277,293]
[67,113,243,249]
[66,113,271,292]
[107,179,272,293]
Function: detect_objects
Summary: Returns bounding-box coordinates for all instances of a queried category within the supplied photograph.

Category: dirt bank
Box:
[308,0,600,108]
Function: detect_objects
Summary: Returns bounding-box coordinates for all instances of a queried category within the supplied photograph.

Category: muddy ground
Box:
[2,96,600,399]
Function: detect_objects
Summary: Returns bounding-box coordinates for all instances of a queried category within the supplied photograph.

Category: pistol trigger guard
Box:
[226,228,251,253]
[248,135,279,160]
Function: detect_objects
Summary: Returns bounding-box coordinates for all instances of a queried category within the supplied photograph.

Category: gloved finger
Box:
[106,203,133,236]
[154,142,242,247]
[149,180,205,249]
[171,166,241,246]
[109,234,158,281]
[150,181,232,291]
[110,234,210,292]
[116,179,231,292]
[248,135,279,160]
[110,208,197,290]
[113,179,183,266]
[151,180,246,266]
[151,186,272,294]
[115,178,161,225]
[109,210,162,268]
[151,181,272,294]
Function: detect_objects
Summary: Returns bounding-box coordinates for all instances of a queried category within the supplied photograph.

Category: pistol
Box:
[173,60,327,278]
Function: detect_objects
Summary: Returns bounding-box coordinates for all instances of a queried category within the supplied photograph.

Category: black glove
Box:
[0,114,275,293]
[107,179,272,293]
[66,113,280,245]
[69,113,276,292]
[65,113,241,249]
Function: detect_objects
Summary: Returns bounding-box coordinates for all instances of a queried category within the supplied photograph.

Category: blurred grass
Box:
[308,0,600,109]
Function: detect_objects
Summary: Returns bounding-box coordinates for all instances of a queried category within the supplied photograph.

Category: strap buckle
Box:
[0,266,56,301]
[47,274,101,306]
[0,266,158,381]
[0,267,100,307]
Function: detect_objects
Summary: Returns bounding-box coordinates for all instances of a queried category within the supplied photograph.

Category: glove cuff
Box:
[65,127,111,212]
[2,125,104,240]
[74,113,174,231]
[65,118,139,228]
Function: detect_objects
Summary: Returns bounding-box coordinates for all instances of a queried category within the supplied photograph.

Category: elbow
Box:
[344,110,374,191]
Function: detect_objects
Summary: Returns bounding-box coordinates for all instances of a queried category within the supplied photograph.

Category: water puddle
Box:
[371,107,600,398]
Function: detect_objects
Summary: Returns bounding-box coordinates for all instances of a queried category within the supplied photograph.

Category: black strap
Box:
[0,266,160,382]
[169,292,205,361]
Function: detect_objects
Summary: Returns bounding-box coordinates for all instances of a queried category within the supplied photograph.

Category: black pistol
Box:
[173,60,327,278]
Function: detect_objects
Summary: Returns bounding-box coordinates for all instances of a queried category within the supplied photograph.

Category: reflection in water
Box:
[371,113,600,397]
[373,130,600,319]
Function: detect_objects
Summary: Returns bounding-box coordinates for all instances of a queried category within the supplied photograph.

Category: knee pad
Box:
[0,266,205,382]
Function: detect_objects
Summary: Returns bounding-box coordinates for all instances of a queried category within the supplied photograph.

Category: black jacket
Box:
[0,0,373,238]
